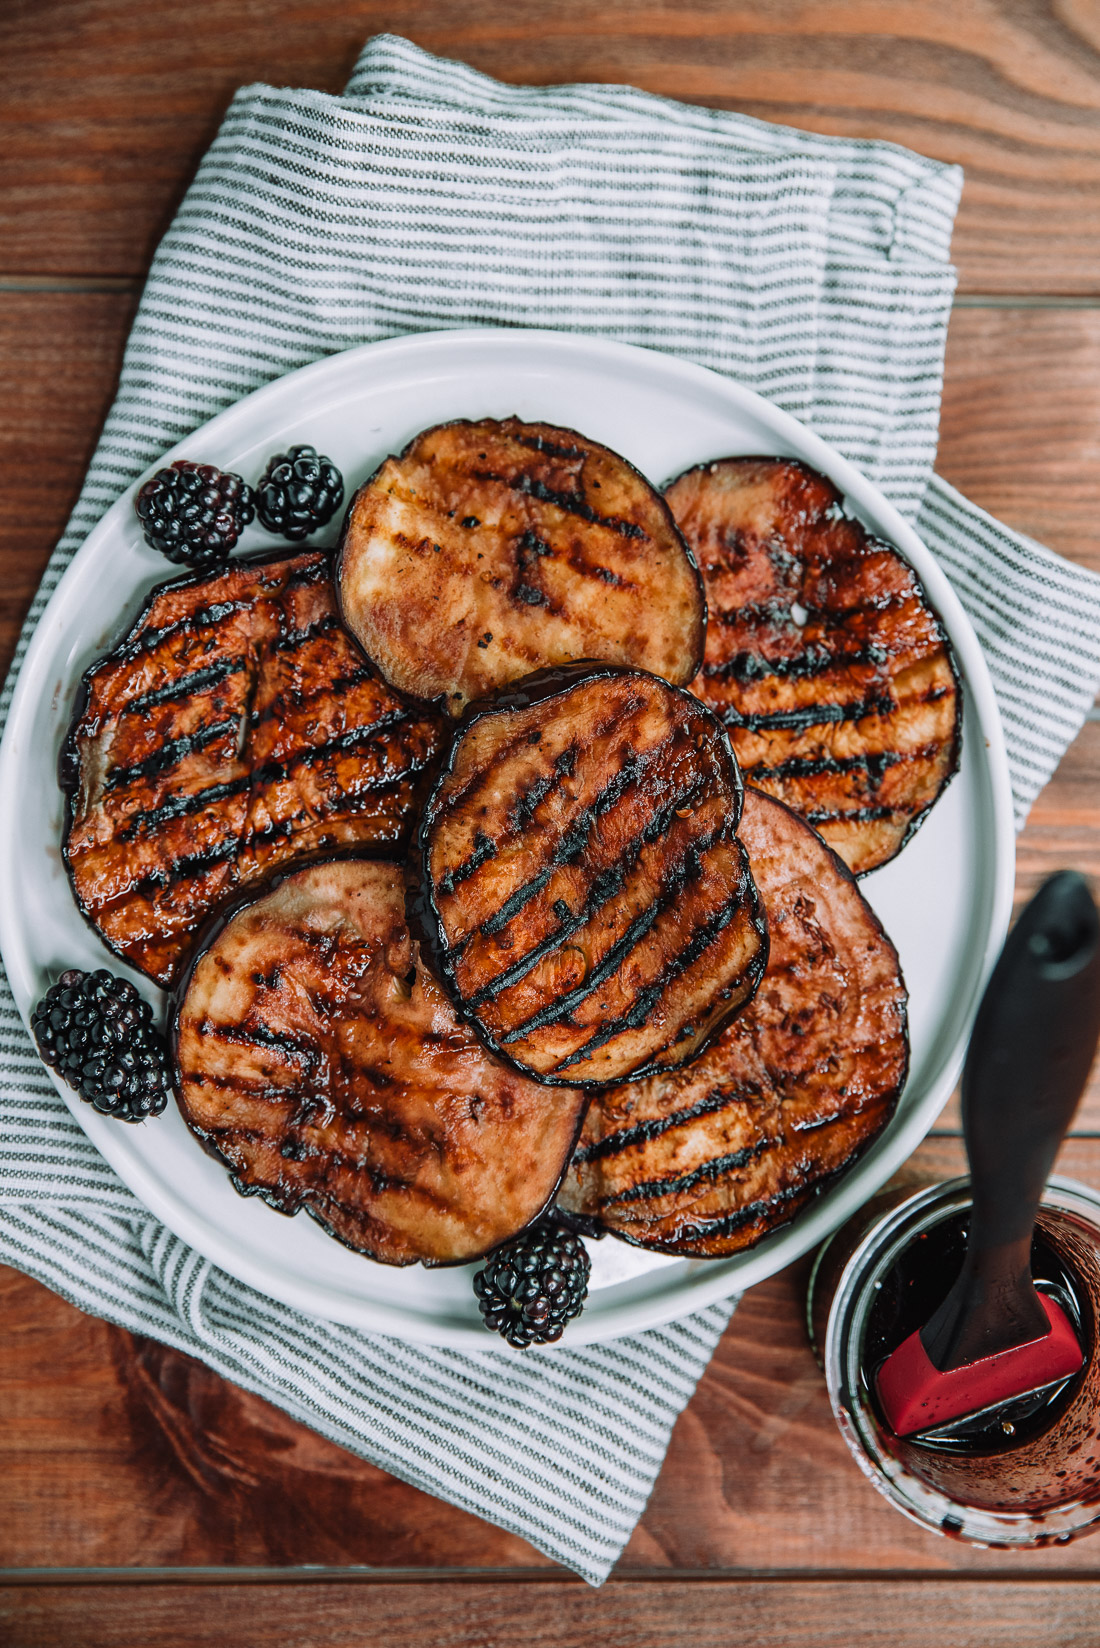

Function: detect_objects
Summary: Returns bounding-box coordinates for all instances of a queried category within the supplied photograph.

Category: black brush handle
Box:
[922,871,1100,1371]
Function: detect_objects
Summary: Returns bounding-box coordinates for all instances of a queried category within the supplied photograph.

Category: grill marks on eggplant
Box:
[664,457,961,875]
[558,788,908,1255]
[337,418,705,712]
[63,550,444,987]
[417,667,768,1087]
[173,859,587,1266]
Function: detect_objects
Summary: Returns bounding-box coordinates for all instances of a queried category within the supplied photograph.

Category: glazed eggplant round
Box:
[62,548,443,988]
[558,787,909,1255]
[337,417,705,713]
[664,457,961,875]
[414,664,768,1089]
[173,858,587,1267]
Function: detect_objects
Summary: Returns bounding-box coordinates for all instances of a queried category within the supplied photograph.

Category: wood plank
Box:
[0,291,135,683]
[4,1578,1100,1648]
[1,2,1099,293]
[940,309,1100,573]
[0,1264,543,1572]
[5,1138,1100,1576]
[1018,721,1100,917]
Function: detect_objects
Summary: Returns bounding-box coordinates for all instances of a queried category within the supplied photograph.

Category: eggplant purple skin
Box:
[334,416,710,714]
[409,658,767,1093]
[166,849,591,1267]
[660,454,964,876]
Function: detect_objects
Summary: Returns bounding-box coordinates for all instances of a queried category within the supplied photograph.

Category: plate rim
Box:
[0,327,1016,1347]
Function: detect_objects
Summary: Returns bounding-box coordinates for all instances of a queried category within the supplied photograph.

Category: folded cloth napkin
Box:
[3,35,1100,1586]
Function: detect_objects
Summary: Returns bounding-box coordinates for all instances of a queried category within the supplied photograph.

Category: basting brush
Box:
[875,871,1100,1440]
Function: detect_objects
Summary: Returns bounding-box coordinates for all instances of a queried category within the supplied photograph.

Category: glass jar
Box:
[807,1174,1100,1547]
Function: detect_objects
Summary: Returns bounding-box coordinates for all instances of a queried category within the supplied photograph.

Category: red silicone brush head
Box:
[875,1292,1083,1438]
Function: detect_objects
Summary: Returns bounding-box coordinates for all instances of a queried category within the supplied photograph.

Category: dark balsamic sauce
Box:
[864,1211,1088,1455]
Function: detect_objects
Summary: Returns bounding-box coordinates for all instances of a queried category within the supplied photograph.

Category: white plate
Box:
[0,329,1015,1347]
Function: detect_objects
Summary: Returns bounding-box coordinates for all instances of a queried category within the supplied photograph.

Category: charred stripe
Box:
[464,748,642,936]
[478,866,555,940]
[720,693,895,733]
[270,612,340,652]
[745,748,929,784]
[574,1086,764,1164]
[467,773,711,1006]
[473,468,646,540]
[204,1021,317,1061]
[251,664,380,723]
[600,1137,773,1207]
[116,760,415,853]
[554,889,749,1072]
[803,804,904,824]
[510,431,588,462]
[505,742,579,834]
[501,830,735,1050]
[103,717,241,790]
[248,714,419,785]
[638,1182,808,1242]
[279,559,331,592]
[119,599,247,662]
[120,655,247,717]
[109,713,421,819]
[705,642,892,683]
[472,743,684,939]
[431,689,647,824]
[438,829,498,896]
[117,776,250,837]
[711,591,908,630]
[92,769,417,906]
[118,835,242,895]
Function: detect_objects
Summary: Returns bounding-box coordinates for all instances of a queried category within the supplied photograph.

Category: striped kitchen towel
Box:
[3,34,1100,1585]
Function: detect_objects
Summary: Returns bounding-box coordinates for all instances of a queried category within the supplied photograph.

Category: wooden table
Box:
[3,5,1100,1643]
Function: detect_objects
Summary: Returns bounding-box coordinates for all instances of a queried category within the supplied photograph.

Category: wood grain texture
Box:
[1,1,1100,292]
[3,3,1100,1618]
[0,291,134,683]
[4,1578,1100,1648]
[940,308,1100,573]
[5,1139,1100,1577]
[0,1267,542,1572]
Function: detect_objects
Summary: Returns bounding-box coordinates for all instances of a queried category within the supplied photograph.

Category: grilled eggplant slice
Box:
[338,417,705,713]
[415,663,768,1088]
[173,858,587,1266]
[63,548,443,988]
[559,787,908,1255]
[665,457,961,875]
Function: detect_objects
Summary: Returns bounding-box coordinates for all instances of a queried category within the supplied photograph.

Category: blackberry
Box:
[135,460,255,569]
[255,445,344,540]
[31,968,173,1123]
[473,1216,591,1348]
